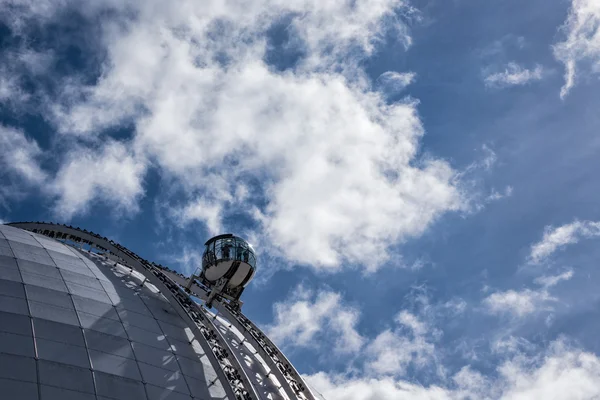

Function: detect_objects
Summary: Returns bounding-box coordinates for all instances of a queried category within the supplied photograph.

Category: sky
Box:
[1,0,600,398]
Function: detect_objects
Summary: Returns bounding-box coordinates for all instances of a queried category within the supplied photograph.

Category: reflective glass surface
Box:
[202,235,257,270]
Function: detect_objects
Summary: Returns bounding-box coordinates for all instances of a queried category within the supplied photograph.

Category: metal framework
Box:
[8,221,317,400]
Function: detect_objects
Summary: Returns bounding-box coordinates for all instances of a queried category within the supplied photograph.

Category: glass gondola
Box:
[201,234,256,289]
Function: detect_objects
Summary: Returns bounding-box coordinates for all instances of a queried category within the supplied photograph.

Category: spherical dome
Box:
[1,222,317,400]
[0,224,229,399]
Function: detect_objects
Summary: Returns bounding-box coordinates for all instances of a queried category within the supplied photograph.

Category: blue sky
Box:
[1,0,600,398]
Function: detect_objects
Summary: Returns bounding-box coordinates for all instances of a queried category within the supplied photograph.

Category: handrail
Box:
[161,270,316,400]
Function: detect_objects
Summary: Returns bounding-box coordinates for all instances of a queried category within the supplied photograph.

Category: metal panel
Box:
[38,360,95,394]
[0,293,30,315]
[29,301,79,326]
[185,373,228,400]
[84,329,134,359]
[0,246,14,257]
[0,331,35,357]
[126,324,171,350]
[79,312,127,338]
[168,337,206,361]
[33,318,86,347]
[159,321,191,344]
[17,260,62,279]
[0,310,33,336]
[0,278,26,298]
[39,385,96,400]
[138,362,190,395]
[145,384,192,400]
[89,349,142,380]
[94,371,147,400]
[37,338,91,368]
[21,271,68,292]
[176,354,210,378]
[59,269,105,290]
[118,309,162,333]
[12,250,54,265]
[66,281,112,304]
[56,261,97,277]
[26,285,74,309]
[113,295,153,315]
[132,342,180,372]
[72,295,120,320]
[10,242,46,253]
[0,377,38,400]
[0,266,22,282]
[46,249,87,266]
[0,353,37,382]
[0,254,17,268]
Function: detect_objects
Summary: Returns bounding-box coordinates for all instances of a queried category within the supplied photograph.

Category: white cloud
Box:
[376,71,416,96]
[484,270,573,318]
[366,328,436,376]
[0,70,27,104]
[50,140,146,219]
[0,125,46,184]
[396,310,428,335]
[553,0,600,98]
[173,247,204,276]
[529,220,600,264]
[180,199,224,236]
[484,62,545,88]
[481,144,498,170]
[0,0,465,271]
[491,336,536,357]
[459,146,514,213]
[484,289,555,318]
[365,310,437,375]
[486,186,513,202]
[442,298,467,316]
[534,269,574,288]
[306,372,452,400]
[498,341,600,400]
[306,340,600,400]
[266,285,364,355]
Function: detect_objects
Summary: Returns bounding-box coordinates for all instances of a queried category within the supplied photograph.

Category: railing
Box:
[160,271,315,400]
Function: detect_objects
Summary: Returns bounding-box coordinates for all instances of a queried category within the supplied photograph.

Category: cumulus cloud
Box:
[497,340,600,400]
[179,199,225,236]
[0,125,47,184]
[484,62,545,88]
[484,288,555,318]
[50,140,146,219]
[483,270,573,318]
[0,0,467,271]
[306,340,600,400]
[366,312,437,375]
[266,285,364,354]
[306,372,452,400]
[276,286,599,400]
[553,0,600,98]
[529,220,600,264]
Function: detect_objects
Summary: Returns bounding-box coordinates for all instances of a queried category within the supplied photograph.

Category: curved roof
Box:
[3,222,318,400]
